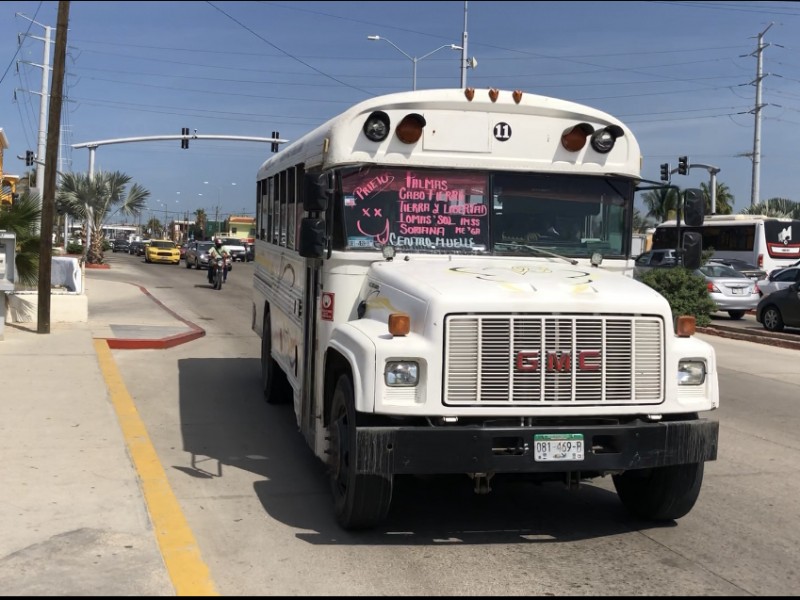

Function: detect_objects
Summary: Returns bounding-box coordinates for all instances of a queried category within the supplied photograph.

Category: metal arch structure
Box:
[71,133,289,179]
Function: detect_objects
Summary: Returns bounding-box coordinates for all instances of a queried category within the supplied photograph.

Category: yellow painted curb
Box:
[94,340,219,596]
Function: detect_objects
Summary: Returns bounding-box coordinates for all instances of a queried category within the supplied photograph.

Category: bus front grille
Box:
[444,315,664,406]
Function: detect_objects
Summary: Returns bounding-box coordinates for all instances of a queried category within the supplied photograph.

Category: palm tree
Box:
[740,197,799,218]
[700,181,734,215]
[194,208,207,240]
[632,208,655,233]
[640,188,680,223]
[56,171,149,264]
[0,191,41,287]
[145,217,162,237]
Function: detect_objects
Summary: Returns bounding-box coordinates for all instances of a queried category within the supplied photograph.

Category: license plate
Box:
[731,288,742,295]
[534,434,584,462]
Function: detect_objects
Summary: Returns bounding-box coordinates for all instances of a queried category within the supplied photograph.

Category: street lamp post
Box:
[367,36,462,91]
[204,181,237,236]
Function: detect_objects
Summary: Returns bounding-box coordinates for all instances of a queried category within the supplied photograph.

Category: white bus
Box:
[252,88,719,529]
[652,214,800,274]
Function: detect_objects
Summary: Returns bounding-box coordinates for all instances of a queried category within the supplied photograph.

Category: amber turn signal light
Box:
[388,313,411,336]
[676,315,696,338]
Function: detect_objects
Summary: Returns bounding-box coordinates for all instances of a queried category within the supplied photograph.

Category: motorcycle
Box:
[210,256,230,290]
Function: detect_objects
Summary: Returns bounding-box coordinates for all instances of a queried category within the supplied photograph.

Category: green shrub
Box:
[67,242,83,255]
[639,267,717,327]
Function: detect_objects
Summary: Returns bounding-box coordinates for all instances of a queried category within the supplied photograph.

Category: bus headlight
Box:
[385,361,419,387]
[363,111,391,142]
[678,360,706,386]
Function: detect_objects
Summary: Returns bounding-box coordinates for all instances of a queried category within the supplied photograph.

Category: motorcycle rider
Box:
[207,238,230,285]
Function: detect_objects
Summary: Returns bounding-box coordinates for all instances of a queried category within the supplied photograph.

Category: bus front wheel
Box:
[328,374,393,530]
[613,462,704,521]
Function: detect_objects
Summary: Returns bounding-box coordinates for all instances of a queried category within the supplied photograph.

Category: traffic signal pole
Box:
[72,133,288,180]
[669,156,721,215]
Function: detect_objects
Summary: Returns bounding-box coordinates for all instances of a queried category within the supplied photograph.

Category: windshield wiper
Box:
[495,242,578,265]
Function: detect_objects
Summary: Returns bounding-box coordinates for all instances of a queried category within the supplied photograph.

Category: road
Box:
[94,253,800,596]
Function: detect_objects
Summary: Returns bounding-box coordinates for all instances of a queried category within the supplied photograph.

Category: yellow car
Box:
[144,239,181,264]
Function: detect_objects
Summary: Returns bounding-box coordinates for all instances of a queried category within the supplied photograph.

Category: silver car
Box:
[696,264,760,320]
[184,240,214,270]
[757,266,800,298]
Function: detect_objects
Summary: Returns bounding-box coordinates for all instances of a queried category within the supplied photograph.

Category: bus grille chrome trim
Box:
[444,315,664,406]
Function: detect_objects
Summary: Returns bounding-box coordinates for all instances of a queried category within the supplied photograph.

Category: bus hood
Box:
[365,257,672,321]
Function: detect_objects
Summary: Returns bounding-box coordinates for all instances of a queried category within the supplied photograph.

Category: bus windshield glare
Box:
[340,167,631,257]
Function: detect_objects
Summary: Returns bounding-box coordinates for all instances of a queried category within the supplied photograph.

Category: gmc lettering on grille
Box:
[515,350,601,373]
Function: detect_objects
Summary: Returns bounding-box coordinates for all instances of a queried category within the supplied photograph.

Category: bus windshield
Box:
[339,167,632,257]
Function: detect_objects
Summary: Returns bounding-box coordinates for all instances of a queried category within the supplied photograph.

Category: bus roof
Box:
[257,88,641,179]
[657,214,798,227]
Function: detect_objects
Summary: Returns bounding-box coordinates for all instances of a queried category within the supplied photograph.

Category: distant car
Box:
[694,264,760,320]
[112,239,130,253]
[756,282,800,332]
[185,240,214,269]
[129,240,145,256]
[220,237,247,262]
[179,243,188,259]
[633,249,678,279]
[145,239,181,265]
[756,266,800,298]
[706,257,766,282]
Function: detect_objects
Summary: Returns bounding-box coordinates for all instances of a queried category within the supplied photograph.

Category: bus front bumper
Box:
[352,418,719,475]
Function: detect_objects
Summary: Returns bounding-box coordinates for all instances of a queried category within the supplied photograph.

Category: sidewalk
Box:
[0,274,206,596]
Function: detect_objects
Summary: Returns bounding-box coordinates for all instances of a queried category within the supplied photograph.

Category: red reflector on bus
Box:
[396,113,426,144]
[561,123,594,152]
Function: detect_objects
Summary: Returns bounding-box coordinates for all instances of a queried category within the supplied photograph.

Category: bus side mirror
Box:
[299,218,326,258]
[684,188,705,228]
[682,231,703,270]
[304,174,329,212]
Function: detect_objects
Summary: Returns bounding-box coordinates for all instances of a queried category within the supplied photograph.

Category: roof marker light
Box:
[488,88,499,102]
[464,88,475,101]
[512,90,523,104]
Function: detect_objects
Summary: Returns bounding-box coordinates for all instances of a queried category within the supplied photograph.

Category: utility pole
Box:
[460,1,469,88]
[37,1,69,334]
[748,23,773,208]
[16,12,52,217]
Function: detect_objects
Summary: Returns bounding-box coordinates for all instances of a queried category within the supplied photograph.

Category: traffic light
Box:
[25,150,34,166]
[271,131,279,153]
[659,163,670,182]
[678,155,689,175]
[181,127,189,149]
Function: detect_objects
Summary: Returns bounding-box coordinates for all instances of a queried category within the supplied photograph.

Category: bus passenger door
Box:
[300,262,321,448]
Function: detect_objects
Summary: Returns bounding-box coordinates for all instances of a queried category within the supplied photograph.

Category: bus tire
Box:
[261,312,290,404]
[328,374,393,530]
[612,462,704,521]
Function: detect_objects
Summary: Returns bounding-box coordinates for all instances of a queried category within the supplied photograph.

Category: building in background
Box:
[0,128,21,206]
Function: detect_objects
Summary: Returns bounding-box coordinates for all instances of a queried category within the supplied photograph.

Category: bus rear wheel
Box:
[328,374,393,530]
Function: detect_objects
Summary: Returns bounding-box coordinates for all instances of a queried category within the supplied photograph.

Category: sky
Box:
[2,1,800,226]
